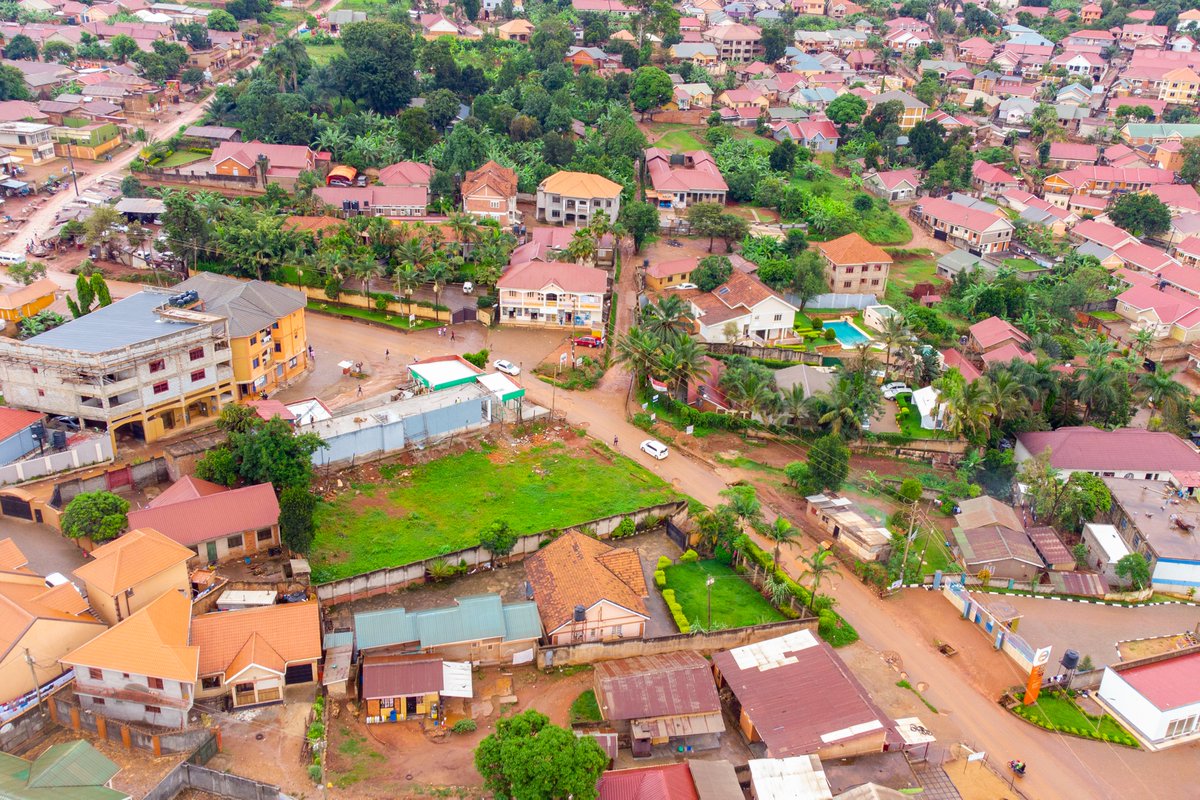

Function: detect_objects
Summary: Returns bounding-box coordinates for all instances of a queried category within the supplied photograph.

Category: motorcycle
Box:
[1008,760,1026,778]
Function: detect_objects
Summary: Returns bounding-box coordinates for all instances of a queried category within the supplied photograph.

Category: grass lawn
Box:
[304,42,344,66]
[790,171,912,245]
[729,128,776,154]
[1012,691,1139,747]
[663,560,786,629]
[889,251,940,292]
[1089,310,1121,321]
[654,129,707,152]
[159,151,208,168]
[307,300,440,331]
[331,0,392,14]
[569,690,603,724]
[1003,257,1044,273]
[913,528,954,576]
[311,442,679,581]
[894,393,943,440]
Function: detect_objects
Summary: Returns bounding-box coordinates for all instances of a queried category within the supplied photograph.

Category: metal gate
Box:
[665,519,688,550]
[105,466,132,492]
[186,733,219,766]
[451,307,476,324]
[285,664,314,685]
[0,494,32,520]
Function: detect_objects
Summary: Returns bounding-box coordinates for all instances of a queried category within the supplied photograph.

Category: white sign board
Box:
[967,751,987,763]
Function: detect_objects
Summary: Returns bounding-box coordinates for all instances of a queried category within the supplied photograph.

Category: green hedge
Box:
[654,569,666,588]
[661,588,691,633]
[656,555,673,570]
[739,537,859,647]
[680,549,699,563]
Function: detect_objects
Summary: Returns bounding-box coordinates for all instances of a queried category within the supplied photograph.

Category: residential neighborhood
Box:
[0,0,1199,799]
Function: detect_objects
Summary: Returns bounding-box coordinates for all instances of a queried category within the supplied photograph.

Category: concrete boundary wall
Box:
[145,763,286,800]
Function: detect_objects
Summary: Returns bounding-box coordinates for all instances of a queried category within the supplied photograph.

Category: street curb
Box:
[903,586,1197,608]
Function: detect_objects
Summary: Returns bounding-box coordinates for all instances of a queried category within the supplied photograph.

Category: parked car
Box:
[494,359,520,376]
[882,382,910,400]
[53,416,80,430]
[669,283,698,290]
[574,335,605,348]
[462,281,474,294]
[640,439,669,459]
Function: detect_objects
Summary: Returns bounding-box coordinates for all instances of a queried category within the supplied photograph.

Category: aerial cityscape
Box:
[0,0,1196,798]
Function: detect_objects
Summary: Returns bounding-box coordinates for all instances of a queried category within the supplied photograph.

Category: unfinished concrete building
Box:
[0,290,234,446]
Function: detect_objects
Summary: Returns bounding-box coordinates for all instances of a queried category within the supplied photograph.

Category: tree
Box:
[798,547,838,606]
[691,255,732,292]
[791,250,827,310]
[769,140,796,173]
[908,120,948,168]
[174,22,211,51]
[0,63,29,101]
[479,521,518,567]
[61,491,129,542]
[686,201,725,252]
[4,34,37,61]
[761,516,797,567]
[279,487,318,554]
[827,94,867,128]
[630,66,673,121]
[108,34,139,63]
[334,22,417,114]
[5,260,45,285]
[1180,139,1200,186]
[41,40,73,64]
[807,434,850,493]
[207,8,237,30]
[1115,552,1150,590]
[1109,192,1172,237]
[898,478,923,503]
[761,26,789,62]
[1136,368,1188,417]
[619,201,659,253]
[474,710,607,800]
[426,88,462,132]
[66,272,111,318]
[195,410,325,492]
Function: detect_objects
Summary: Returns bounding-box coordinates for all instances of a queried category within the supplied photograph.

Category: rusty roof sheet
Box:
[711,630,891,757]
[361,654,443,699]
[1025,526,1074,567]
[594,652,720,721]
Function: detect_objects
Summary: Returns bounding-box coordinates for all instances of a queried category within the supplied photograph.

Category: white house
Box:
[1080,522,1130,585]
[862,304,899,333]
[495,261,607,330]
[1098,650,1200,748]
[688,272,798,343]
[910,386,945,430]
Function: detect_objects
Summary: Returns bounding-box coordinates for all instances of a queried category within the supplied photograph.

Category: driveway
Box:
[636,530,684,638]
[0,517,86,578]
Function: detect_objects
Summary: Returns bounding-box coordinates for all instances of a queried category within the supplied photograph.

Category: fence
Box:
[145,759,285,800]
[315,500,688,605]
[0,436,114,487]
[699,342,822,364]
[50,457,170,510]
[305,288,453,323]
[940,581,1048,674]
[538,616,818,668]
[49,695,216,756]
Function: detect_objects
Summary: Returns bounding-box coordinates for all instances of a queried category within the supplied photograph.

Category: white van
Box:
[0,251,26,266]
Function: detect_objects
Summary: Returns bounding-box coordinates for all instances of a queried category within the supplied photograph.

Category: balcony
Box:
[74,682,190,710]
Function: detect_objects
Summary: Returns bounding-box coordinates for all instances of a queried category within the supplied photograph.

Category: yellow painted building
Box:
[72,528,193,627]
[174,273,309,400]
[0,278,57,335]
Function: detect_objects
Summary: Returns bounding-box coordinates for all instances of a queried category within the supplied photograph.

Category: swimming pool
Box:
[824,320,873,347]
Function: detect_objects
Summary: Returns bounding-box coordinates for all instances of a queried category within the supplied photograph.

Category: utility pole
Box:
[65,140,80,197]
[24,649,45,718]
[706,575,715,628]
[899,497,920,585]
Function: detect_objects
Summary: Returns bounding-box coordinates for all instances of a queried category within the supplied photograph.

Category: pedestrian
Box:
[450,330,455,341]
[385,349,389,361]
[357,385,363,398]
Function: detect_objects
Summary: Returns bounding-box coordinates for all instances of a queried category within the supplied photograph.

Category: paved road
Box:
[0,517,86,577]
[290,312,1200,799]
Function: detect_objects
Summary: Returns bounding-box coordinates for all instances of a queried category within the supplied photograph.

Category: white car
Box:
[669,283,699,290]
[494,360,520,376]
[882,382,910,400]
[640,439,669,459]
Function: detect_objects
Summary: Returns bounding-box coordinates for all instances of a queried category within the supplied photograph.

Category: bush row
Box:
[661,589,691,634]
[739,537,859,647]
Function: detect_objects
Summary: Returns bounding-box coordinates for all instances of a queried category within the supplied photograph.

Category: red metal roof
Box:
[361,654,443,699]
[1025,526,1074,567]
[594,652,720,721]
[1017,427,1200,474]
[598,763,699,800]
[1117,651,1200,710]
[128,482,279,548]
[0,408,42,443]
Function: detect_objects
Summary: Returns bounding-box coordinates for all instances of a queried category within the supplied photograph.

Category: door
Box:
[405,696,418,715]
[0,494,32,520]
[205,541,218,562]
[105,466,132,492]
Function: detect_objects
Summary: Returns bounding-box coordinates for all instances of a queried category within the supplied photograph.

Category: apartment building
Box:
[0,121,56,164]
[912,197,1014,255]
[0,290,234,445]
[1042,165,1176,206]
[496,260,607,330]
[702,23,763,62]
[643,148,728,211]
[1159,67,1200,105]
[461,160,519,224]
[817,233,894,294]
[866,90,928,130]
[535,171,622,227]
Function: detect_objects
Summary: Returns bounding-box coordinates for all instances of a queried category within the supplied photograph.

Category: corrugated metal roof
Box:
[126,483,279,549]
[361,654,442,699]
[24,291,199,353]
[597,763,699,800]
[687,760,742,800]
[594,652,720,721]
[354,594,541,652]
[173,273,305,339]
[25,741,119,789]
[1026,526,1074,567]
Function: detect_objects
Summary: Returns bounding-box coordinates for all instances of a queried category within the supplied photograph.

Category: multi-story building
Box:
[1159,67,1200,105]
[496,260,607,330]
[53,121,122,160]
[702,22,763,62]
[911,197,1014,255]
[535,171,622,227]
[461,160,519,224]
[170,273,308,400]
[643,148,728,211]
[817,233,894,294]
[313,185,428,219]
[866,90,928,130]
[0,121,56,164]
[0,290,235,445]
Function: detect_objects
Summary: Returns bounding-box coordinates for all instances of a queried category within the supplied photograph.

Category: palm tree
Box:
[1137,368,1187,416]
[798,547,839,607]
[1081,335,1117,366]
[566,229,596,264]
[819,404,858,437]
[423,262,450,323]
[615,326,661,385]
[943,379,995,442]
[313,126,350,160]
[720,486,763,535]
[879,314,913,375]
[660,335,709,402]
[980,370,1028,438]
[1131,328,1156,361]
[761,517,798,568]
[777,383,807,428]
[446,213,479,250]
[1075,360,1122,422]
[642,294,695,340]
[393,262,423,314]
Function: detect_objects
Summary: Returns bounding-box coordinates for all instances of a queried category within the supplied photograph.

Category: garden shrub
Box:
[452,719,477,733]
[307,764,322,782]
[612,517,636,539]
[680,549,700,563]
[462,349,489,369]
[654,569,666,587]
[656,555,672,570]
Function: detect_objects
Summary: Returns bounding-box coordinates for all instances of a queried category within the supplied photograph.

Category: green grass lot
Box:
[792,161,912,245]
[307,300,440,330]
[304,42,344,66]
[894,393,943,440]
[1089,310,1122,321]
[912,528,954,575]
[569,690,603,724]
[1003,257,1044,273]
[654,129,707,152]
[663,559,786,629]
[159,151,208,168]
[311,442,679,581]
[330,0,393,14]
[729,128,777,154]
[1012,691,1139,747]
[888,251,940,292]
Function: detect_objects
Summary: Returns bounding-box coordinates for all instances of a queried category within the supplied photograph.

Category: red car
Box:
[574,336,605,348]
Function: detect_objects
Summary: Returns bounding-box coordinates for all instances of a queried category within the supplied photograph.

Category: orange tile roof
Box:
[524,531,648,633]
[0,538,28,572]
[189,602,320,678]
[0,577,105,661]
[817,232,894,266]
[73,528,193,596]
[35,582,91,616]
[0,408,43,443]
[463,160,517,199]
[0,278,57,311]
[61,590,197,683]
[539,170,622,199]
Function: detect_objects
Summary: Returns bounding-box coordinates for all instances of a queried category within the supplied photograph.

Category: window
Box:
[92,697,105,706]
[274,343,282,353]
[871,279,880,286]
[189,347,204,361]
[235,683,254,693]
[201,676,221,689]
[149,359,165,373]
[249,335,257,345]
[89,668,102,680]
[257,528,273,542]
[37,389,44,397]
[843,281,852,288]
[190,369,206,382]
[144,705,161,715]
[845,265,854,273]
[612,624,623,637]
[148,676,164,690]
[1166,715,1199,738]
[30,366,37,373]
[252,358,260,369]
[272,322,279,330]
[153,381,169,395]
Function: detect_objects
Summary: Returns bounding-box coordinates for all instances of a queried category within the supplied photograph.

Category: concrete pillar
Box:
[96,715,107,740]
[933,570,943,589]
[120,725,131,750]
[69,706,80,731]
[152,735,162,757]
